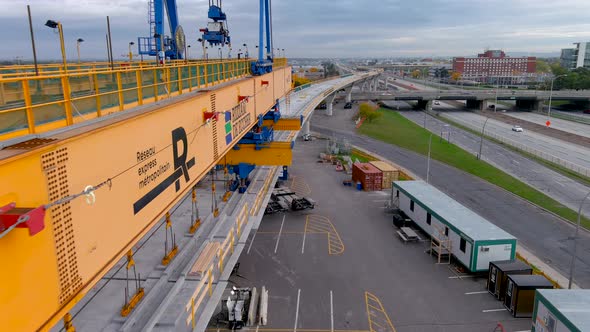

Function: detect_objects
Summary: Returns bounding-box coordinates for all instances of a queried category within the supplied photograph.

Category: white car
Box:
[512,125,524,132]
[434,100,440,105]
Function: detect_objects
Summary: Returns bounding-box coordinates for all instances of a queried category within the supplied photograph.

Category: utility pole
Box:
[568,191,590,289]
[477,117,490,160]
[426,134,432,183]
[27,5,39,76]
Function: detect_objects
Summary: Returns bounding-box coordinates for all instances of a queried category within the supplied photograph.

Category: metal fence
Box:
[0,58,288,140]
[440,113,590,177]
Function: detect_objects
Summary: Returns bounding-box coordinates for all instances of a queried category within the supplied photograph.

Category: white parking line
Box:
[465,291,488,295]
[301,227,307,254]
[247,231,258,255]
[274,214,286,254]
[294,289,301,332]
[330,290,334,332]
[482,308,507,313]
[448,275,476,279]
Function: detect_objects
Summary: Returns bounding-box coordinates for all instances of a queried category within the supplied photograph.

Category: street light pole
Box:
[568,191,590,289]
[128,41,135,62]
[477,117,490,160]
[76,38,84,63]
[45,20,68,73]
[548,74,567,119]
[426,134,433,183]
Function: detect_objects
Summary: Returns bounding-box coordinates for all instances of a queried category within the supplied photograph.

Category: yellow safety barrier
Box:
[0,58,288,140]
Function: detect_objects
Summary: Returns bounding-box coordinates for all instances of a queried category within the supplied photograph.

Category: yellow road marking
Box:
[365,291,397,332]
[290,175,312,196]
[305,215,344,255]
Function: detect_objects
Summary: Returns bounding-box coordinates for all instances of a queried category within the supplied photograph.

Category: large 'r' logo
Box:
[133,127,195,214]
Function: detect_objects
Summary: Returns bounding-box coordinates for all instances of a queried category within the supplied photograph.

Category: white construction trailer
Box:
[532,289,590,332]
[393,181,517,272]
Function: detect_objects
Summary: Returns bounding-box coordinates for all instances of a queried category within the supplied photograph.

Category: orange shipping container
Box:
[370,161,399,189]
[352,162,383,191]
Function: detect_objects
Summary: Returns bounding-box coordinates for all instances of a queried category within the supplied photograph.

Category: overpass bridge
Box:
[352,90,590,111]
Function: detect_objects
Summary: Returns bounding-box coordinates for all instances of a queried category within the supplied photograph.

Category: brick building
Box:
[452,50,536,84]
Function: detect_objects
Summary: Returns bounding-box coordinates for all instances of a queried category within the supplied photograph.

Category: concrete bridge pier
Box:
[345,85,353,103]
[326,93,337,116]
[466,100,482,109]
[415,100,433,111]
[302,119,310,135]
[480,100,490,111]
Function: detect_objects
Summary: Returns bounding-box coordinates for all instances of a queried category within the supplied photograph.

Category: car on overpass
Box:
[512,125,524,132]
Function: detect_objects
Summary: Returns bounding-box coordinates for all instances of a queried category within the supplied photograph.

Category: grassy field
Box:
[358,109,590,229]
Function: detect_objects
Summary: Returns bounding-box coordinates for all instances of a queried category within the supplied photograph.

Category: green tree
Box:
[358,103,382,122]
[536,60,551,73]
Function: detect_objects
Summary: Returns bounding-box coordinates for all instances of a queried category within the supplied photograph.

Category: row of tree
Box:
[548,64,590,90]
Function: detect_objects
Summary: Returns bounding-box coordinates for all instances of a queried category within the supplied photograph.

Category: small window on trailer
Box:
[460,238,466,252]
[410,200,414,211]
[426,213,431,225]
[396,190,399,198]
[445,227,449,237]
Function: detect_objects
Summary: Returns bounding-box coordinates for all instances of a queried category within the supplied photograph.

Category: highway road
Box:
[310,102,590,288]
[400,109,590,218]
[438,111,590,172]
[504,111,590,138]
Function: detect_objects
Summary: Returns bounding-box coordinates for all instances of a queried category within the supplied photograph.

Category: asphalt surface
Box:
[439,112,590,172]
[310,103,590,288]
[504,111,590,138]
[233,138,532,332]
[400,108,590,219]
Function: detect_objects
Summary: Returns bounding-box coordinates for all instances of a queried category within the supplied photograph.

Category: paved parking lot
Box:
[229,139,533,332]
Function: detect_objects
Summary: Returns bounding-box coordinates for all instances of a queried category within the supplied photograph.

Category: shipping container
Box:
[504,274,554,318]
[352,163,383,191]
[488,260,532,300]
[370,161,399,189]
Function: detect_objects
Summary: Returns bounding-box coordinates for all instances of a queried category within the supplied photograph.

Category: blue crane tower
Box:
[138,0,186,60]
[251,0,274,75]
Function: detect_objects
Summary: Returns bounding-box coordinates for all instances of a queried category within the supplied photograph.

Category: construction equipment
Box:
[223,287,252,329]
[265,186,315,214]
[138,0,185,60]
[200,0,231,47]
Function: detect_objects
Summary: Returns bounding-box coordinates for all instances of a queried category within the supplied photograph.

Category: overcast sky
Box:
[2,0,590,60]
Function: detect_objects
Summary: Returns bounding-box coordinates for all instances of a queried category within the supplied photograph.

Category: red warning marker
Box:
[546,120,551,127]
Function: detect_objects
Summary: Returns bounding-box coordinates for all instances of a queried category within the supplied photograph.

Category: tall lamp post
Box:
[548,74,568,119]
[243,43,249,58]
[187,45,191,60]
[426,134,433,183]
[218,47,222,59]
[45,20,67,73]
[76,38,84,63]
[568,191,590,289]
[128,41,135,61]
[477,117,490,160]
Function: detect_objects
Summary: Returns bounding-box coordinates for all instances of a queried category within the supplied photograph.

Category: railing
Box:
[0,58,288,140]
[440,113,590,177]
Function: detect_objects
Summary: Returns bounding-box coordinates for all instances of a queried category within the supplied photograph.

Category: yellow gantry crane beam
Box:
[0,66,292,331]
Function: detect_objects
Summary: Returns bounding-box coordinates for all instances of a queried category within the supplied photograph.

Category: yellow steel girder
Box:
[262,116,302,131]
[223,141,294,166]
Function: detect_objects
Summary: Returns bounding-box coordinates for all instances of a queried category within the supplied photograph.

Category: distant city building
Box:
[560,42,590,70]
[452,50,536,84]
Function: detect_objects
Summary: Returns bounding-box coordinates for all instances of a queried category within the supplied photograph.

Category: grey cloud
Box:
[2,0,590,60]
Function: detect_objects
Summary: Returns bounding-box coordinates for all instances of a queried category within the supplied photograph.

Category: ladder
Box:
[147,0,157,51]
